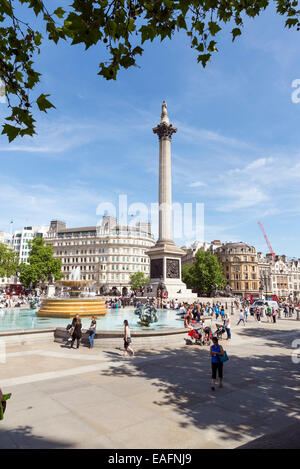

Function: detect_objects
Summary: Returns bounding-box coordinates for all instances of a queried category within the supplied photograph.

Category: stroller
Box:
[186,328,205,345]
[214,323,226,339]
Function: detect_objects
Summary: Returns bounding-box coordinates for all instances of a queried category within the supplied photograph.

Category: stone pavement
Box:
[0,317,299,449]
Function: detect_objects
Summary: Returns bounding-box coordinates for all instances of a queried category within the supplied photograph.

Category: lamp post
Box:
[259,278,264,300]
[264,275,268,300]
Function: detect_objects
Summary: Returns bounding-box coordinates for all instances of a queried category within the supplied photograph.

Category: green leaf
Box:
[197,53,211,67]
[36,94,55,112]
[54,7,65,19]
[285,18,298,28]
[34,32,42,46]
[1,124,20,142]
[208,21,222,36]
[232,27,242,41]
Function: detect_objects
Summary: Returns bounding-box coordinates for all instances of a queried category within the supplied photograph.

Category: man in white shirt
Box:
[237,310,246,326]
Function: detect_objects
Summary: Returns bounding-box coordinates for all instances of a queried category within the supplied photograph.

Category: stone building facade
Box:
[215,242,259,297]
[258,253,300,301]
[181,240,222,268]
[45,217,155,294]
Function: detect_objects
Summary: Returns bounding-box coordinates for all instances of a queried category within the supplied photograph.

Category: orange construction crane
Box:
[258,221,275,259]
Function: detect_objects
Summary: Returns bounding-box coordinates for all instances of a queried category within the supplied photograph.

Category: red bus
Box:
[245,294,279,304]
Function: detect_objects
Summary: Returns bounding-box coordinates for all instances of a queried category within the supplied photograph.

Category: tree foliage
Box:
[1,0,300,141]
[182,249,225,295]
[19,236,63,287]
[130,271,149,292]
[0,242,19,278]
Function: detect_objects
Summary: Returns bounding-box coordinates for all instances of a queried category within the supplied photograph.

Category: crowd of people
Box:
[0,293,29,309]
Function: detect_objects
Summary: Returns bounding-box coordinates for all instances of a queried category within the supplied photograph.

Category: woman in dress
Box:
[123,319,134,357]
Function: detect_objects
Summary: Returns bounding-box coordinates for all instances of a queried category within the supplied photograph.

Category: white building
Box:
[258,253,300,301]
[181,240,223,267]
[0,230,13,288]
[11,225,49,264]
[46,217,155,295]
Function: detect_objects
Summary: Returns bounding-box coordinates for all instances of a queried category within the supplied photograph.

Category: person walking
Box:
[272,307,277,324]
[224,313,231,341]
[210,337,224,391]
[256,307,262,322]
[244,306,249,323]
[123,319,134,357]
[284,305,289,318]
[70,317,82,349]
[262,303,267,318]
[237,310,246,326]
[266,305,272,322]
[88,316,97,349]
[214,304,220,320]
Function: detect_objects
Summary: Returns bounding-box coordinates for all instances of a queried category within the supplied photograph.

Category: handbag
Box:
[220,350,229,363]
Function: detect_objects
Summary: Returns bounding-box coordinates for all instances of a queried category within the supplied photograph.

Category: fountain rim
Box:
[59,280,93,287]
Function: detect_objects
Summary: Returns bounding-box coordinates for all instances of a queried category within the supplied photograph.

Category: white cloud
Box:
[0,115,151,155]
[0,179,113,230]
[245,157,274,170]
[227,157,275,176]
[189,181,206,187]
[217,187,269,212]
[178,123,252,150]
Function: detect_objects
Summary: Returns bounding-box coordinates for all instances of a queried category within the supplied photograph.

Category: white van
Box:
[253,300,279,311]
[264,300,279,311]
[250,299,279,314]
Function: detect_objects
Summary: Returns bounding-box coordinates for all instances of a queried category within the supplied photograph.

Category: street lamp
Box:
[264,275,268,299]
[259,279,264,299]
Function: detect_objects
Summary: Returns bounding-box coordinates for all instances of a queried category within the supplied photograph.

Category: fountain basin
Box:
[36,298,107,318]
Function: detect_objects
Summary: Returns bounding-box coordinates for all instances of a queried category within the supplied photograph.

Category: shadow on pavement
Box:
[237,421,300,449]
[236,326,300,348]
[0,425,73,449]
[100,330,300,447]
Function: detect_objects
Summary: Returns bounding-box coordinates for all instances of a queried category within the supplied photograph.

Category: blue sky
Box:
[1,4,300,256]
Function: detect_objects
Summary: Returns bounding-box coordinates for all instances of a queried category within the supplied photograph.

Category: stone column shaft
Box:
[153,101,177,245]
[159,136,172,242]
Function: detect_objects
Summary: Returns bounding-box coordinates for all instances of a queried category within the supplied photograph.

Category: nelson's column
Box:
[147,101,196,299]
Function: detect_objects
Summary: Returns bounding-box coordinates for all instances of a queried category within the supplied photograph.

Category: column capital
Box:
[153,123,177,140]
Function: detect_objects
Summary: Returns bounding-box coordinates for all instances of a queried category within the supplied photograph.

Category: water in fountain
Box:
[70,266,81,281]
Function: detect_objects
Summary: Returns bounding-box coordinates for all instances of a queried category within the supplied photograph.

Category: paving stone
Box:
[0,319,299,448]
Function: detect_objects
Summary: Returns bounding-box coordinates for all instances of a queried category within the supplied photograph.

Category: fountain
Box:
[134,305,158,327]
[60,267,91,297]
[36,267,107,318]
